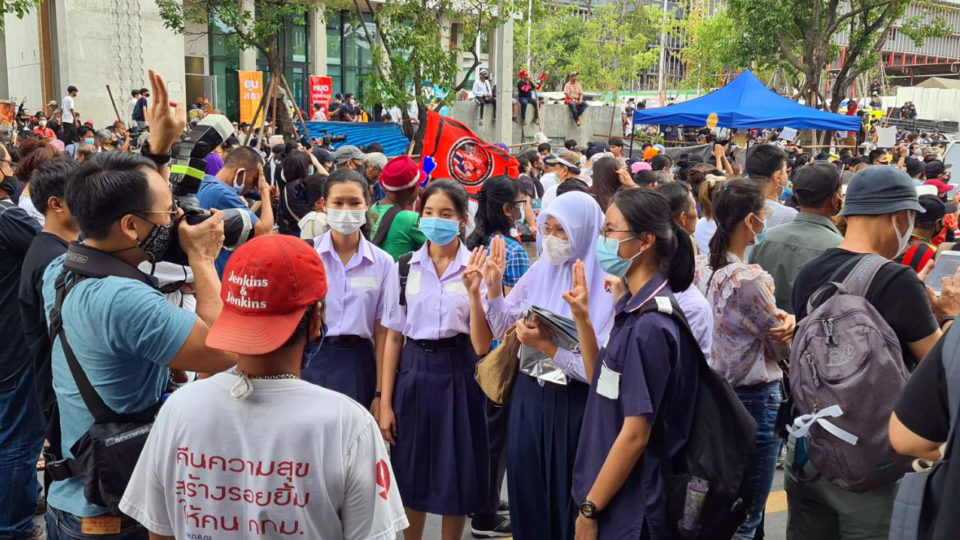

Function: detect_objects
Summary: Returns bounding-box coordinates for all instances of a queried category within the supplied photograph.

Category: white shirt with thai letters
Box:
[120,373,408,539]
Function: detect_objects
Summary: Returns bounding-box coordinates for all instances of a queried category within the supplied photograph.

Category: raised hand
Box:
[484,235,507,289]
[562,260,590,321]
[462,246,488,295]
[145,69,186,154]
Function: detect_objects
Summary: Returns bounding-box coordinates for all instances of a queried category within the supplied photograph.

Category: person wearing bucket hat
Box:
[120,235,409,539]
[540,152,583,211]
[369,155,426,260]
[788,164,960,540]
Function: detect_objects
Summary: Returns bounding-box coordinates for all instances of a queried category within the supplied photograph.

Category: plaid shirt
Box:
[499,236,530,288]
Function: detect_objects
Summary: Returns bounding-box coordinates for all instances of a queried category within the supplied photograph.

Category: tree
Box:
[0,0,43,32]
[726,0,951,112]
[570,2,661,94]
[514,0,662,92]
[676,6,738,92]
[351,0,520,149]
[155,0,317,135]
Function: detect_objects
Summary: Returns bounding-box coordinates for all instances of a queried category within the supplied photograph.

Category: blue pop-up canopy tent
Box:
[633,71,861,131]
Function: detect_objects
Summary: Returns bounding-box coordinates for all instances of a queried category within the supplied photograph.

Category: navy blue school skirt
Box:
[391,337,490,515]
[507,373,589,540]
[301,337,376,407]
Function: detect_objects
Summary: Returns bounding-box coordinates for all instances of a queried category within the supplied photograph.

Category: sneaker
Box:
[27,525,47,539]
[478,118,484,126]
[470,515,512,538]
[497,500,509,515]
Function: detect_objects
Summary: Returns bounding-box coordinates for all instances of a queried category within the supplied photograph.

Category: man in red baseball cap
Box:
[120,235,409,539]
[369,155,427,260]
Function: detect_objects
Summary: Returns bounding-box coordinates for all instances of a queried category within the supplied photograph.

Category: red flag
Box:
[420,110,519,195]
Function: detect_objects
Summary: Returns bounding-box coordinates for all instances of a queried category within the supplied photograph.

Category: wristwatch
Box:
[140,141,171,166]
[579,500,599,520]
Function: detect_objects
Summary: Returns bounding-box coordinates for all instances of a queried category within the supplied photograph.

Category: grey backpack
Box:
[788,254,913,493]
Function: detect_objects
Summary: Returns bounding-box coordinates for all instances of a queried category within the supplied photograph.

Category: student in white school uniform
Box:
[302,169,400,414]
[380,179,494,540]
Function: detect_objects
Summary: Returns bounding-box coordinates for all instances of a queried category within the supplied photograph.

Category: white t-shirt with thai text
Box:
[120,373,408,539]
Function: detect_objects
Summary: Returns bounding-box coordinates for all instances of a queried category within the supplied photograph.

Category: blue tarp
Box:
[633,71,862,132]
[305,121,411,156]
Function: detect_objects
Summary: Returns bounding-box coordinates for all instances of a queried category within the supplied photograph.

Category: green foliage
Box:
[517,0,662,92]
[676,6,737,90]
[155,0,316,66]
[0,0,43,31]
[353,0,519,142]
[725,0,951,109]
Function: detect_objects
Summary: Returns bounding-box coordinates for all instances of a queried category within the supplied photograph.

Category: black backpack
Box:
[635,296,757,539]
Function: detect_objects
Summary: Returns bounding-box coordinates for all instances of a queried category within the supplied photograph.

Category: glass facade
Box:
[326,10,376,102]
[205,9,387,119]
[209,16,241,119]
[256,13,310,111]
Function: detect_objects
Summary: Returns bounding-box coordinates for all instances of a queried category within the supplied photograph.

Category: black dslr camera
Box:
[163,114,255,265]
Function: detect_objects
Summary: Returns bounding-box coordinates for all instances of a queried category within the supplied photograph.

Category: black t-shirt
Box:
[132,97,148,121]
[894,334,960,540]
[517,79,534,99]
[793,248,939,369]
[18,231,68,415]
[0,199,40,380]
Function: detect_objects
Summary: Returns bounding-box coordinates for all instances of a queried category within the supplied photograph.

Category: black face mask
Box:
[0,168,16,197]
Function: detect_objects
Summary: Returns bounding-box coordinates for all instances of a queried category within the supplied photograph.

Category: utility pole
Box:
[657,0,668,106]
[526,0,533,70]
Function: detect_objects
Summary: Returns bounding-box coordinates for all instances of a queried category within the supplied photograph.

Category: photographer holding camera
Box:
[42,70,236,540]
[196,144,275,276]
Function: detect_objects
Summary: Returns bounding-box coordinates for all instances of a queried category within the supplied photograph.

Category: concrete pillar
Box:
[309,8,327,76]
[493,11,513,144]
[238,0,257,71]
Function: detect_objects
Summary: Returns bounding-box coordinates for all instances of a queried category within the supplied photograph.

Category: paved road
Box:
[419,470,788,540]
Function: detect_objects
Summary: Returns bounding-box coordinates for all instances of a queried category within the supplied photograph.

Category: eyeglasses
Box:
[138,210,178,217]
[600,228,633,240]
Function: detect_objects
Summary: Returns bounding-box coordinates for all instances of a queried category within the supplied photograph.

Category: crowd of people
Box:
[4,67,960,540]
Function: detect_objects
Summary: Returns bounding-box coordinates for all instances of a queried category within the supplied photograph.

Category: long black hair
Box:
[708,177,765,271]
[419,178,470,241]
[467,176,519,249]
[591,156,623,212]
[323,168,371,239]
[613,189,695,291]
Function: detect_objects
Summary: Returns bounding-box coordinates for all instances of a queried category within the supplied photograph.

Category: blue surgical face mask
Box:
[595,235,641,278]
[419,217,460,246]
[83,138,95,145]
[748,214,768,245]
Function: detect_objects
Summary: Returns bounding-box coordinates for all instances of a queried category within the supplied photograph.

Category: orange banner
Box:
[238,71,264,125]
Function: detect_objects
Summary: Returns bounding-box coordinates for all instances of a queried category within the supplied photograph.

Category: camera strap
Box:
[63,243,159,290]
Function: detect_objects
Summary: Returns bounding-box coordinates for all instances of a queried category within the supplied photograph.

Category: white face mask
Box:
[327,208,367,234]
[542,234,573,265]
[892,212,915,257]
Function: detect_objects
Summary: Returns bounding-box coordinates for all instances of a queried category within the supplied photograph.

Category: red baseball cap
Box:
[519,69,528,77]
[380,155,423,192]
[206,235,327,355]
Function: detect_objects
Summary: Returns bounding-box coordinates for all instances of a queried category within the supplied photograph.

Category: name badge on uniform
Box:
[444,281,469,296]
[351,276,378,288]
[406,270,422,296]
[596,363,621,400]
